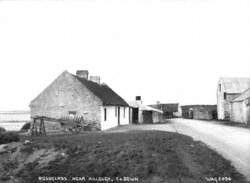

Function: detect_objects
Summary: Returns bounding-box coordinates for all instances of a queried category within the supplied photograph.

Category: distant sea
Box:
[0,110,30,131]
[0,121,27,131]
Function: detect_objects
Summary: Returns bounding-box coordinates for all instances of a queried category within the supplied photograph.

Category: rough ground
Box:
[0,131,248,183]
[0,142,66,183]
[109,119,250,181]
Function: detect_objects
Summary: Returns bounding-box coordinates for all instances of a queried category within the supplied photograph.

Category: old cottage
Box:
[29,70,130,132]
[230,88,250,124]
[217,78,250,120]
[129,96,163,124]
[181,105,217,120]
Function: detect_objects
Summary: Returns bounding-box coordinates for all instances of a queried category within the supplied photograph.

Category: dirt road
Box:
[169,119,250,181]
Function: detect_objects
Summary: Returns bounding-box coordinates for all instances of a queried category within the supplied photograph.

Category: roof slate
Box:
[232,88,250,102]
[128,101,163,113]
[74,75,129,106]
[150,103,179,113]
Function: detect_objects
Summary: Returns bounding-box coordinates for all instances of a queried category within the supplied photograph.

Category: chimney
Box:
[136,96,141,101]
[89,76,101,84]
[135,96,142,105]
[76,70,89,79]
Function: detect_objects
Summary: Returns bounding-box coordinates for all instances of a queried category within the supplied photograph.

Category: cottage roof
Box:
[74,75,129,106]
[149,103,179,113]
[232,88,250,102]
[219,77,250,94]
[128,101,163,113]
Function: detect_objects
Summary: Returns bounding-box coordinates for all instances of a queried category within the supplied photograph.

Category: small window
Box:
[219,84,221,92]
[115,107,117,117]
[104,108,107,121]
[68,111,76,115]
[224,93,227,100]
[123,107,126,118]
[68,111,76,118]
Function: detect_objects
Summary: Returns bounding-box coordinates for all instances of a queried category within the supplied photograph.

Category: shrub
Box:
[0,132,20,145]
[0,126,6,133]
[20,122,31,132]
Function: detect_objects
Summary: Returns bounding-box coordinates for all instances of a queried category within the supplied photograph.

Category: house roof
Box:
[232,88,250,102]
[181,105,217,111]
[149,103,179,113]
[219,77,250,94]
[128,101,163,113]
[74,75,129,106]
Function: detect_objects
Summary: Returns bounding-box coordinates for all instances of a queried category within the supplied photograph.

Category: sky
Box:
[0,0,249,110]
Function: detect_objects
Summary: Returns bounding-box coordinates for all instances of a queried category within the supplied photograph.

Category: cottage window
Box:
[104,108,107,121]
[115,107,117,117]
[224,93,227,100]
[68,111,76,115]
[219,84,221,92]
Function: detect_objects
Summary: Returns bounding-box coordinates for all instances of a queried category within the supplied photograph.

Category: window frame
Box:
[224,92,227,100]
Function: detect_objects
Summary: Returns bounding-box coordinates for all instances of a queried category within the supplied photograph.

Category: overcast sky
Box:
[0,0,249,110]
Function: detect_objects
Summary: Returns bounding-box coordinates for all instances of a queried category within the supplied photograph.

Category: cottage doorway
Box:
[212,110,217,120]
[189,109,194,119]
[142,111,153,124]
[132,108,139,124]
[118,106,120,125]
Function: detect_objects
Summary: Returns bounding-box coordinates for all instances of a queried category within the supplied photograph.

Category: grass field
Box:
[0,130,249,183]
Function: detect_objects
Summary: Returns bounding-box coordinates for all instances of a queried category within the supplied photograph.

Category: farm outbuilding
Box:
[230,88,250,125]
[129,97,163,124]
[181,105,217,120]
[217,77,250,121]
[149,103,179,118]
[29,70,129,133]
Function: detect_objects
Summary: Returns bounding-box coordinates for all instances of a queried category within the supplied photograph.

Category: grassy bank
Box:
[0,131,248,183]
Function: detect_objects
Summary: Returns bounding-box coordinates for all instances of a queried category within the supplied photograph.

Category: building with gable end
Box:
[217,77,250,120]
[29,70,129,131]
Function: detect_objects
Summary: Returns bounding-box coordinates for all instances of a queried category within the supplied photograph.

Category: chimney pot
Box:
[89,76,101,84]
[136,96,141,101]
[76,70,89,79]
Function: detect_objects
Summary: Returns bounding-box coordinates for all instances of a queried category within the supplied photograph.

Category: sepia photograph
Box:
[0,0,250,182]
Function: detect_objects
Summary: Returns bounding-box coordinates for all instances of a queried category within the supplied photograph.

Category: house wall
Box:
[230,101,246,123]
[138,110,143,124]
[193,109,212,120]
[230,100,250,124]
[129,108,133,124]
[30,71,103,130]
[100,106,129,130]
[152,112,162,123]
[217,82,239,120]
[120,106,130,125]
[247,103,250,124]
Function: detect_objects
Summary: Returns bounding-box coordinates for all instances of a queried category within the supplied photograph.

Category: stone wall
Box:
[30,71,103,130]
